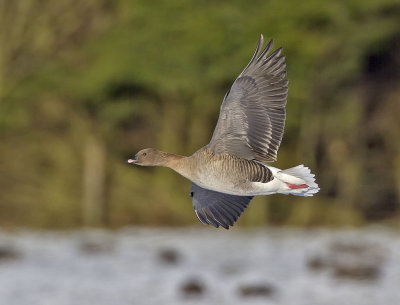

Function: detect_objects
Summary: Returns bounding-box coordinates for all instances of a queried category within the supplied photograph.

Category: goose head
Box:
[127,148,165,166]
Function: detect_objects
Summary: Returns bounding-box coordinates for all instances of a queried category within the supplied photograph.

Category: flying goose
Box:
[127,34,319,229]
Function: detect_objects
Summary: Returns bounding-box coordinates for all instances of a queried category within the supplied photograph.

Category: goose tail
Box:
[276,165,320,197]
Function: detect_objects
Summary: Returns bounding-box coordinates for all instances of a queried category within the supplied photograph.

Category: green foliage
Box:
[1,0,400,227]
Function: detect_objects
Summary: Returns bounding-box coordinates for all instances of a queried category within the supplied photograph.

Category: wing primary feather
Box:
[222,199,244,212]
[214,205,235,225]
[240,34,264,77]
[256,39,274,63]
[209,206,229,229]
[194,209,209,225]
[204,208,220,228]
[269,61,286,75]
[263,47,283,66]
[225,200,243,212]
[219,201,241,218]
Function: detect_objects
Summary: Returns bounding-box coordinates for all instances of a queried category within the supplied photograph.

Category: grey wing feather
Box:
[190,183,253,229]
[208,34,288,162]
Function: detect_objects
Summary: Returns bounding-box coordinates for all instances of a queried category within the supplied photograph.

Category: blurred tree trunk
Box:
[82,134,106,226]
[357,37,400,220]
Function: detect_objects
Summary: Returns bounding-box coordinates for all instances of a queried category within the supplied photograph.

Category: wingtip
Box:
[257,34,264,50]
[268,38,274,49]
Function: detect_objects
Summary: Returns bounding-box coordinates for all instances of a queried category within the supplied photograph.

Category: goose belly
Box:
[193,167,282,196]
[193,170,239,195]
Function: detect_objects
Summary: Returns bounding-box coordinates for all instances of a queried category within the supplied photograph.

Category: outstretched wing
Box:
[208,34,288,162]
[190,183,253,229]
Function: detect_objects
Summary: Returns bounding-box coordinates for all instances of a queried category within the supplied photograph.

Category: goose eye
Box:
[190,192,194,197]
[142,152,147,156]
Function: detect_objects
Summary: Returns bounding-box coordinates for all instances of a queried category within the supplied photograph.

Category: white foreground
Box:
[0,227,398,305]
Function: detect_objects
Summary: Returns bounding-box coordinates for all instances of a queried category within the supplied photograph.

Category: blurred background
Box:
[0,0,399,304]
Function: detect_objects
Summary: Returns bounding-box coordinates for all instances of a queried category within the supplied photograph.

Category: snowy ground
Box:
[0,227,399,305]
